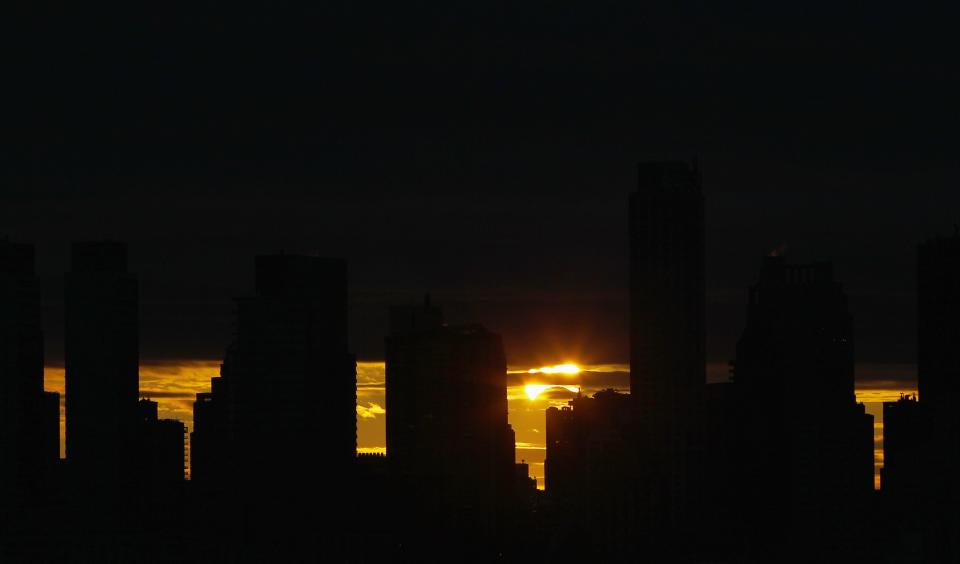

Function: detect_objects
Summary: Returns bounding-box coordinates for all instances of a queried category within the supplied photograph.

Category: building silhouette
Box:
[881,394,924,538]
[384,298,516,552]
[64,241,139,488]
[916,233,960,560]
[189,253,357,558]
[628,160,705,548]
[137,398,186,488]
[0,240,58,514]
[732,256,874,559]
[545,388,637,558]
[190,374,229,486]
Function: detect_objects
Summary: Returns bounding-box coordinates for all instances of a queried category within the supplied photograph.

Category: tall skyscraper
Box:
[385,298,516,546]
[191,254,356,492]
[916,233,960,559]
[0,240,54,505]
[65,241,139,486]
[733,257,874,558]
[628,161,705,536]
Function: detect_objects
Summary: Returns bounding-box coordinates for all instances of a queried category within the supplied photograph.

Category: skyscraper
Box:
[384,298,516,548]
[916,233,960,559]
[231,254,356,484]
[65,241,140,487]
[628,161,705,537]
[191,254,356,493]
[733,257,874,558]
[0,240,54,506]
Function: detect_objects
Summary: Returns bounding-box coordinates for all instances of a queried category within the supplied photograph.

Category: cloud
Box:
[356,402,386,420]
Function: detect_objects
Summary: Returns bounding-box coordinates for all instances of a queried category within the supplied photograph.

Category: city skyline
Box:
[7,4,960,560]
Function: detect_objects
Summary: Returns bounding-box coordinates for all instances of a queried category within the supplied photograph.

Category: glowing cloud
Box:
[356,402,386,419]
[527,363,581,375]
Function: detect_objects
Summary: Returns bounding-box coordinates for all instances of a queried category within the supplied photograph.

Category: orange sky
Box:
[43,361,913,489]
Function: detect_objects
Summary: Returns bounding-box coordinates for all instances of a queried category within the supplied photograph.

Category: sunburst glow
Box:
[527,363,581,375]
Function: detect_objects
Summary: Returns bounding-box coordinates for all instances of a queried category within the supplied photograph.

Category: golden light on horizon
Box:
[524,384,580,400]
[527,363,581,375]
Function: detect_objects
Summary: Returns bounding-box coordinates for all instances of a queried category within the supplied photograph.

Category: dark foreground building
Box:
[0,240,59,519]
[190,253,357,558]
[545,389,636,559]
[65,241,140,490]
[732,257,874,560]
[629,160,705,552]
[915,233,960,560]
[384,298,517,555]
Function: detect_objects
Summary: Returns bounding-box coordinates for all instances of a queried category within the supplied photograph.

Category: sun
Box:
[524,384,581,400]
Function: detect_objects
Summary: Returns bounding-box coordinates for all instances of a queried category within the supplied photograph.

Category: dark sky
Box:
[6,3,959,379]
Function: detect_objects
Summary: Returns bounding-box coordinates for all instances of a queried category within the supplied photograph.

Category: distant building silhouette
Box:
[137,398,186,488]
[0,240,57,511]
[629,160,705,546]
[41,391,60,467]
[732,256,874,558]
[190,374,229,485]
[881,394,923,503]
[384,297,516,548]
[65,241,139,488]
[545,389,636,558]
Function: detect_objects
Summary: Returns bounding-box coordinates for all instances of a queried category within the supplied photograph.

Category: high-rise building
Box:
[384,298,516,545]
[191,254,356,490]
[0,240,54,504]
[733,256,874,558]
[65,241,139,487]
[628,160,705,536]
[916,233,960,559]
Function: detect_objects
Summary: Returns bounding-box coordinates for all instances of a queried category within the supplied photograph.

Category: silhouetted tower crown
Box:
[738,256,854,403]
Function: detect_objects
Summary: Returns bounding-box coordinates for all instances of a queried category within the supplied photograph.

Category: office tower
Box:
[192,254,356,491]
[0,240,51,504]
[231,254,356,485]
[733,257,874,558]
[628,160,705,536]
[545,389,636,559]
[916,233,960,559]
[65,241,139,486]
[385,298,516,544]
